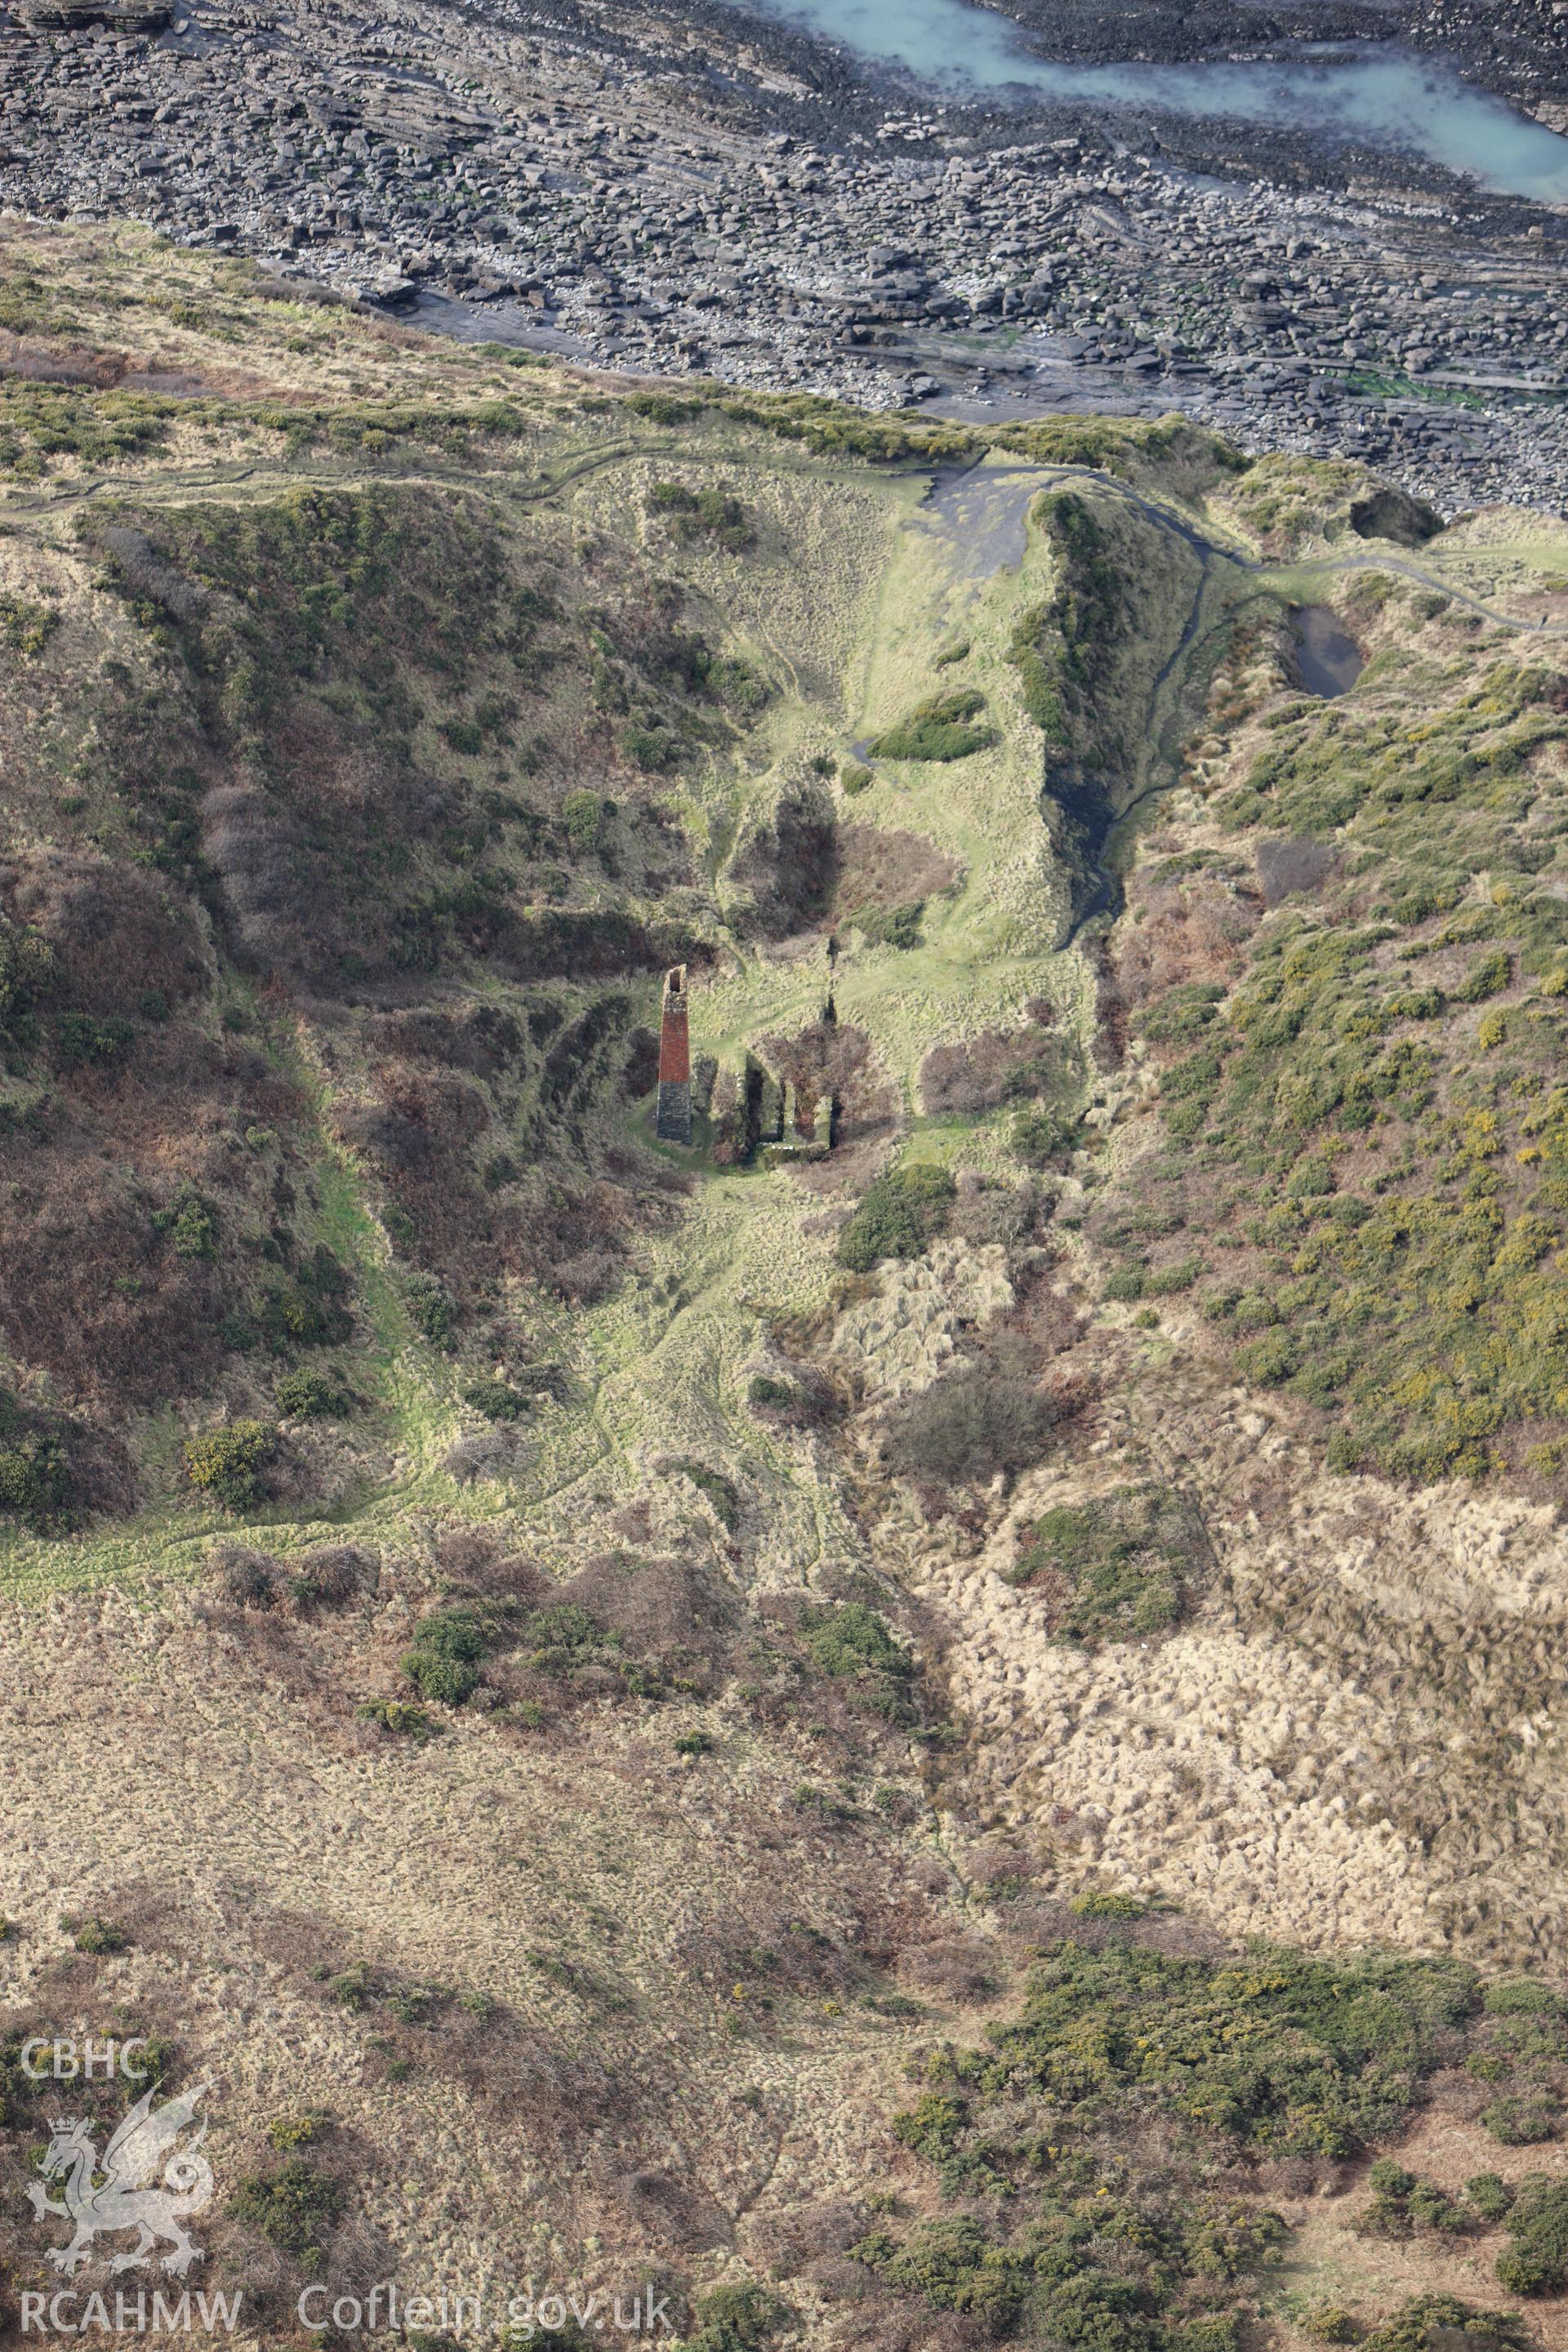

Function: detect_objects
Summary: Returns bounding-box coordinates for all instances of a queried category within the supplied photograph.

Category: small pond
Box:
[1293,604,1365,697]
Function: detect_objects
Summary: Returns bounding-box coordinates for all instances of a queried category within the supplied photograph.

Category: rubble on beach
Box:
[2,0,1566,508]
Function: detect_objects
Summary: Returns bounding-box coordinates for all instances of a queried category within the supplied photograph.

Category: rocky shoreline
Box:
[1,0,1565,510]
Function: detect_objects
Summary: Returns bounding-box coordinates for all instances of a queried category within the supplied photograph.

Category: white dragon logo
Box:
[27,2078,215,2277]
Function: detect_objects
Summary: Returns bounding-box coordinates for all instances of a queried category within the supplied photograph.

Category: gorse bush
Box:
[561,788,601,851]
[1011,1104,1077,1166]
[0,381,180,479]
[501,2323,595,2352]
[152,1187,219,1262]
[799,1602,914,1718]
[1071,1887,1148,1920]
[1482,2093,1557,2145]
[991,414,1246,482]
[836,1162,955,1270]
[625,391,702,423]
[1008,492,1128,751]
[274,1366,345,1420]
[858,1915,1544,2346]
[0,916,53,1037]
[645,479,755,551]
[892,2091,967,2160]
[682,2283,792,2352]
[1295,2301,1361,2345]
[401,1606,489,1706]
[0,1390,73,1530]
[403,1271,455,1351]
[1467,2172,1515,2221]
[1360,2158,1468,2237]
[800,1601,908,1683]
[858,898,924,951]
[0,590,60,655]
[746,1367,836,1428]
[228,2157,342,2260]
[1454,949,1512,1004]
[1361,2298,1530,2351]
[854,2215,1030,2321]
[713,386,979,466]
[854,2199,1284,2339]
[1010,1485,1199,1645]
[183,1421,274,1511]
[356,1699,436,1741]
[1495,2174,1568,2292]
[55,1011,134,1071]
[1458,1976,1568,2147]
[463,1375,532,1423]
[983,1939,1477,2158]
[673,1460,739,1529]
[1485,1977,1566,2016]
[620,723,674,772]
[519,1603,603,1662]
[869,688,996,763]
[510,1599,671,1705]
[254,1247,353,1352]
[1107,644,1568,1481]
[266,2111,329,2153]
[65,1914,129,1955]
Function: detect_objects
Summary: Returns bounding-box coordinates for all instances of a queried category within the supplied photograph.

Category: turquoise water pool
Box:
[716,0,1568,204]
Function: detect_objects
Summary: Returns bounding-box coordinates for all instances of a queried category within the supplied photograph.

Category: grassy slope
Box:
[0,226,1231,1595]
[5,222,1566,1594]
[9,222,1568,2352]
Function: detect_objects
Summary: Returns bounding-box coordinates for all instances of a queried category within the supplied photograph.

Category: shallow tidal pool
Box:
[715,0,1568,205]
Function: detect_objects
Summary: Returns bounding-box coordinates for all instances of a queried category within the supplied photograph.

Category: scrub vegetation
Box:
[856,1917,1563,2345]
[1097,580,1568,1486]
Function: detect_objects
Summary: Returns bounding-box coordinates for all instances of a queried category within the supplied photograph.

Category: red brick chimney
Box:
[656,965,692,1144]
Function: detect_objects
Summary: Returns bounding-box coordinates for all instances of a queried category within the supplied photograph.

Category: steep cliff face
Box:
[7,225,1568,2352]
